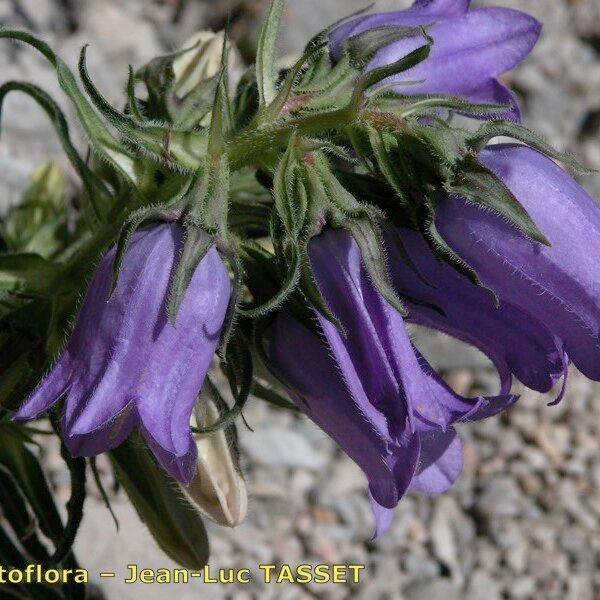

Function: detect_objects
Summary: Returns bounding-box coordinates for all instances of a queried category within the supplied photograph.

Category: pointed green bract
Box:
[256,0,286,107]
[450,155,550,246]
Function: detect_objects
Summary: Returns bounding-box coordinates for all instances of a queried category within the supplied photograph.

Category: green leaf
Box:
[0,254,65,296]
[0,30,141,189]
[0,425,72,555]
[256,0,286,106]
[0,467,52,562]
[450,155,550,245]
[0,81,111,222]
[110,436,210,570]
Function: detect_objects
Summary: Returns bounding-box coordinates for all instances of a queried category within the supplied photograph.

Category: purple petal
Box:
[143,427,198,485]
[437,145,600,381]
[413,347,519,430]
[14,354,72,420]
[330,0,471,60]
[410,429,463,493]
[136,246,229,461]
[64,406,137,456]
[271,312,420,509]
[368,491,396,539]
[385,226,567,393]
[369,8,540,105]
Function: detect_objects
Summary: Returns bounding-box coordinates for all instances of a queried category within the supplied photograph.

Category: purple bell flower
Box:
[433,144,600,385]
[330,0,541,120]
[270,229,517,536]
[15,223,231,485]
[384,226,569,397]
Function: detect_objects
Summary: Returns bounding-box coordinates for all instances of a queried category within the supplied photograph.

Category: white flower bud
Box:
[183,395,247,527]
[173,30,242,99]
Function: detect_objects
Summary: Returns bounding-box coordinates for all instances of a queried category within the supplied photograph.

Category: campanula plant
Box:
[0,0,597,577]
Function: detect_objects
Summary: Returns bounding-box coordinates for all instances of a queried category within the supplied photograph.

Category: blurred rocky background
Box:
[0,0,599,598]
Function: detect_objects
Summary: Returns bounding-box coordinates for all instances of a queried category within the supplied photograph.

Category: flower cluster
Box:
[3,0,598,549]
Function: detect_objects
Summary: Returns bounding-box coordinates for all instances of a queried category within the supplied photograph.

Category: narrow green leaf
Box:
[0,254,65,296]
[89,457,119,531]
[79,45,208,171]
[256,0,286,106]
[0,82,111,222]
[0,30,140,189]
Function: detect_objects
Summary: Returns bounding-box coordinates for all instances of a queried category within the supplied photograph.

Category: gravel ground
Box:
[0,1,599,598]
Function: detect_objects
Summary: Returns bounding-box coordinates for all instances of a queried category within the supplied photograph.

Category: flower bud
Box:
[183,394,247,528]
[173,30,242,99]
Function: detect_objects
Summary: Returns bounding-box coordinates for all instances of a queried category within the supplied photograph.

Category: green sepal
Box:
[207,69,231,158]
[256,0,286,107]
[194,331,252,434]
[167,226,214,324]
[345,25,431,68]
[110,436,210,570]
[112,204,182,293]
[342,215,407,316]
[259,39,328,123]
[366,125,413,210]
[390,94,513,119]
[251,380,298,412]
[238,237,301,318]
[273,135,306,236]
[415,199,498,304]
[354,33,432,99]
[449,154,550,245]
[468,120,594,174]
